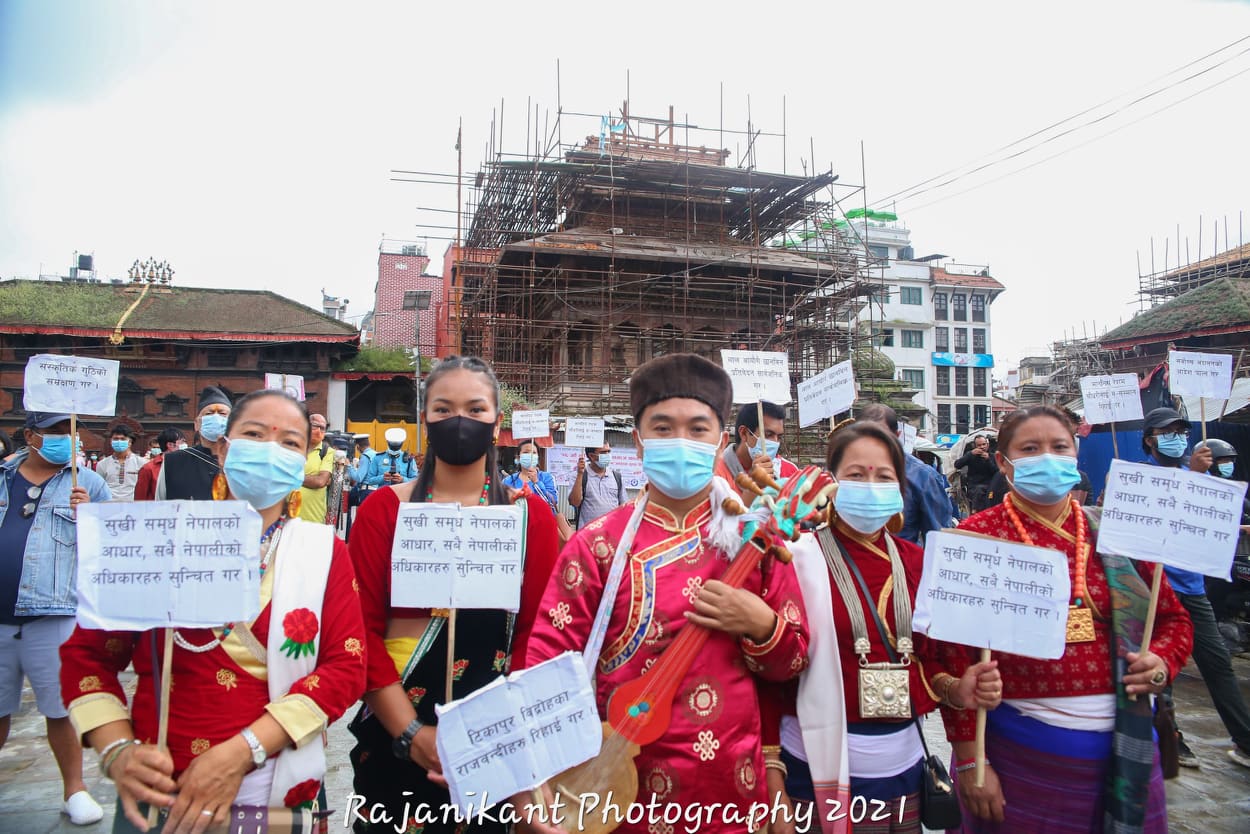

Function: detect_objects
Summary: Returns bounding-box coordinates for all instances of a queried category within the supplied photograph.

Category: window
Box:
[974,405,990,427]
[869,287,891,305]
[955,367,969,397]
[972,295,986,322]
[956,404,971,434]
[973,368,988,397]
[901,286,923,305]
[901,369,925,390]
[973,328,986,354]
[902,329,924,349]
[876,328,895,348]
[868,244,890,260]
[938,404,952,434]
[934,292,948,320]
[935,327,949,352]
[954,328,968,353]
[206,349,236,368]
[952,293,968,321]
[936,366,951,396]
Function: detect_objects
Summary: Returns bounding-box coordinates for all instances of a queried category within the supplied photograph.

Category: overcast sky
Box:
[2,0,1249,372]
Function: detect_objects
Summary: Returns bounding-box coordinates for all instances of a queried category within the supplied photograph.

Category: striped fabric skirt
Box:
[950,707,1167,833]
[781,747,923,834]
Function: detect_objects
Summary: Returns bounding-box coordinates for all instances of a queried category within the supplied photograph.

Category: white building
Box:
[849,218,1005,439]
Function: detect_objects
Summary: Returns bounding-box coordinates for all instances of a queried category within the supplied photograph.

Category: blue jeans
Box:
[1163,591,1250,753]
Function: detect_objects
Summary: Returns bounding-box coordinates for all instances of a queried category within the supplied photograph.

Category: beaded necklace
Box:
[1003,493,1087,605]
[426,475,491,505]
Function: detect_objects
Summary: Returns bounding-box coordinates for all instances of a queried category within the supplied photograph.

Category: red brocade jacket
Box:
[349,487,560,692]
[60,538,366,779]
[934,500,1194,742]
[524,497,810,834]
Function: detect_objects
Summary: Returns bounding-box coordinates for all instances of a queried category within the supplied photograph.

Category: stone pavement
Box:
[3,659,1249,834]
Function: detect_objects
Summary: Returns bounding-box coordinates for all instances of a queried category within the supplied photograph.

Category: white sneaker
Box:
[1229,747,1250,769]
[63,791,104,825]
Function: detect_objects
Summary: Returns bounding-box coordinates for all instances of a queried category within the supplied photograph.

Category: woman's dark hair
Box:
[518,440,538,454]
[996,405,1075,458]
[224,389,312,449]
[413,356,508,506]
[825,420,908,500]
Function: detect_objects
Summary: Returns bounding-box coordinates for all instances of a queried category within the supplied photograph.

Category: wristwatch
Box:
[392,717,424,761]
[240,727,267,770]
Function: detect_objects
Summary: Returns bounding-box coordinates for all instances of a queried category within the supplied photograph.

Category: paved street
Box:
[2,658,1249,834]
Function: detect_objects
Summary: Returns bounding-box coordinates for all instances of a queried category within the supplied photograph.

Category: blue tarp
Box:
[1078,420,1250,501]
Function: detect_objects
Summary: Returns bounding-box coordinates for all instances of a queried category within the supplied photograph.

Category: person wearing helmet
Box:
[1196,438,1239,480]
[1143,407,1250,771]
[366,428,417,486]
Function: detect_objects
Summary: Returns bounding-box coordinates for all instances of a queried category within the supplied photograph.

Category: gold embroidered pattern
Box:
[782,599,801,626]
[104,638,125,655]
[681,576,703,603]
[549,602,572,630]
[735,756,757,796]
[216,669,238,691]
[303,674,320,690]
[190,738,211,755]
[560,556,587,596]
[78,676,102,693]
[643,765,674,800]
[692,729,720,762]
[681,679,723,723]
[344,637,363,658]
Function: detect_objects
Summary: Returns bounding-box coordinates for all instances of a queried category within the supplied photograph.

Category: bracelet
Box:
[101,739,141,780]
[954,760,987,774]
[764,759,788,777]
[938,674,965,710]
[761,745,781,756]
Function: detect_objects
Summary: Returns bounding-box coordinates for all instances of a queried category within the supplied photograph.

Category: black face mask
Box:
[425,416,495,466]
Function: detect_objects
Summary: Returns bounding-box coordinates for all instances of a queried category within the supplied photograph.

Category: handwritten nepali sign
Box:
[24,354,120,416]
[75,501,261,630]
[1098,460,1247,577]
[1169,350,1234,400]
[511,409,551,440]
[796,360,855,427]
[900,423,918,455]
[546,445,646,490]
[564,417,605,448]
[436,651,601,814]
[1079,374,1143,424]
[914,530,1071,660]
[390,503,527,610]
[264,373,305,402]
[721,350,792,405]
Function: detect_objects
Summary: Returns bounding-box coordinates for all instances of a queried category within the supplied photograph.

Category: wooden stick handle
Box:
[69,414,78,490]
[1129,565,1165,703]
[1110,420,1120,460]
[445,609,458,704]
[1201,399,1208,442]
[147,628,175,827]
[975,647,991,788]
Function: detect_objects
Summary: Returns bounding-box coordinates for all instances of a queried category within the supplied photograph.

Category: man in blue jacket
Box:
[0,412,110,825]
[860,404,953,543]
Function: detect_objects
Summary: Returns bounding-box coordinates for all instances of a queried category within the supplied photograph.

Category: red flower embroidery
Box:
[407,686,427,705]
[281,608,320,659]
[492,651,507,673]
[283,778,320,809]
[452,659,469,681]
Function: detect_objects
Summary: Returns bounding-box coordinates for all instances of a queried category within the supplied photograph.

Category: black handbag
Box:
[839,538,963,830]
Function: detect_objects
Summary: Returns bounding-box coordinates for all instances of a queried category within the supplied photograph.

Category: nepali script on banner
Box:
[796,360,855,427]
[546,445,646,490]
[721,350,793,405]
[1168,350,1234,401]
[1098,460,1247,577]
[564,418,606,448]
[511,410,551,440]
[436,651,601,814]
[1078,374,1143,424]
[264,373,306,402]
[24,354,120,416]
[390,503,527,610]
[76,501,262,630]
[914,530,1071,660]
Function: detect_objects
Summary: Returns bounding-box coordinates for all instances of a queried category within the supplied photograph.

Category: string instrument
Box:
[547,465,835,834]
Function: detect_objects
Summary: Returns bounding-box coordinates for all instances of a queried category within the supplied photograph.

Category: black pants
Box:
[1163,591,1250,753]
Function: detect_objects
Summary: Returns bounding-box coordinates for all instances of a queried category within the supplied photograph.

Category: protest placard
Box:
[24,354,120,416]
[1169,350,1234,400]
[76,501,262,630]
[1079,374,1144,425]
[564,417,605,448]
[547,445,646,490]
[1098,460,1247,577]
[436,651,601,813]
[512,409,551,440]
[796,360,855,427]
[900,423,918,455]
[391,503,528,610]
[264,373,305,401]
[720,350,793,405]
[914,530,1071,660]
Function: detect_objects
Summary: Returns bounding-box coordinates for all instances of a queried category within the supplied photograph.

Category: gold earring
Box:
[211,473,229,501]
[885,511,905,535]
[286,490,302,518]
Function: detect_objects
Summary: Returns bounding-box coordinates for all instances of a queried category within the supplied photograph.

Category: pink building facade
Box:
[372,241,442,352]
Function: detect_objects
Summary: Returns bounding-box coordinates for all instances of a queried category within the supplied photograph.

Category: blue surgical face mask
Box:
[35,433,73,466]
[223,438,306,511]
[749,431,781,459]
[200,412,228,442]
[834,481,904,535]
[1008,454,1081,505]
[595,452,612,469]
[1154,432,1189,459]
[1218,462,1235,478]
[518,452,539,469]
[642,437,718,499]
[111,439,130,453]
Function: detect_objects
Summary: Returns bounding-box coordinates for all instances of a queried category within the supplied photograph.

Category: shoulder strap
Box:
[583,495,649,682]
[614,469,623,499]
[574,469,589,525]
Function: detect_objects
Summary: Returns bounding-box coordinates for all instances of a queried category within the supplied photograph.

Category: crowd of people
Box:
[0,351,1243,834]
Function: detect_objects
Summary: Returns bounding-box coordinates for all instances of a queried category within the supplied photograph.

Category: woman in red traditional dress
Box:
[766,421,1000,834]
[937,405,1193,833]
[347,356,559,834]
[60,389,367,834]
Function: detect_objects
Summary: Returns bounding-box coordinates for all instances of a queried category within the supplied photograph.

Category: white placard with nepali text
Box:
[721,350,793,405]
[24,354,120,416]
[914,530,1071,660]
[1079,374,1143,424]
[1169,350,1234,400]
[1098,460,1247,577]
[564,417,605,448]
[436,651,601,814]
[264,373,306,402]
[390,503,527,610]
[546,445,646,490]
[76,501,261,630]
[797,360,855,427]
[900,423,918,454]
[511,410,551,440]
